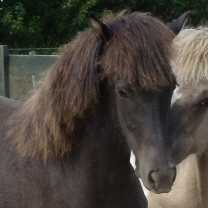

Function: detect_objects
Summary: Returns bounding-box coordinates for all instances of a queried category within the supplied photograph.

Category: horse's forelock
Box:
[100,12,176,91]
[172,28,208,86]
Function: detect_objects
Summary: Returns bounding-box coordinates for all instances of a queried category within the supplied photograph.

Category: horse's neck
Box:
[195,150,208,206]
[172,154,202,204]
[67,96,135,205]
[177,151,208,206]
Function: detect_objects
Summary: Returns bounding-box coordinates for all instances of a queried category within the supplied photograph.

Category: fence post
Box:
[29,51,39,89]
[0,45,10,97]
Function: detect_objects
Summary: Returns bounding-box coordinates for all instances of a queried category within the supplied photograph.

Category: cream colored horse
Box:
[147,28,208,208]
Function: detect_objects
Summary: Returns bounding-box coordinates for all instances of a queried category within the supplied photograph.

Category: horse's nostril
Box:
[147,170,157,190]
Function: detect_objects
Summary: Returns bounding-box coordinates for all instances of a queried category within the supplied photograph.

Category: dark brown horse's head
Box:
[89,11,189,193]
[8,11,188,195]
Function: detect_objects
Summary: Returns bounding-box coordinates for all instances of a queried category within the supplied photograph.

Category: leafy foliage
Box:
[0,0,207,48]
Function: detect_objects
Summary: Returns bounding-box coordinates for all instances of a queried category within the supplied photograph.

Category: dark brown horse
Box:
[0,11,184,208]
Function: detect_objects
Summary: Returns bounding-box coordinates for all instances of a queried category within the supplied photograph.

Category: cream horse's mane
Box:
[172,27,208,86]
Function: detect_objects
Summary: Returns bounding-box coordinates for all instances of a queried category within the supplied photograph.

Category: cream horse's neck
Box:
[196,150,208,206]
[147,152,208,208]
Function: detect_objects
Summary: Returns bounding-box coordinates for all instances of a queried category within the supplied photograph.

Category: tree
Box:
[0,0,207,48]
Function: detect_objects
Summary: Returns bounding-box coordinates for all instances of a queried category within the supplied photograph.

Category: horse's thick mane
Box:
[8,11,175,161]
[172,28,208,85]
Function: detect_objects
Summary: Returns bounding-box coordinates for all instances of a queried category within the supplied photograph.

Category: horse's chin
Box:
[143,182,172,194]
[150,186,172,194]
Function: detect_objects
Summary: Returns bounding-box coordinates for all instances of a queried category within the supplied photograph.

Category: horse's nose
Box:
[147,163,176,194]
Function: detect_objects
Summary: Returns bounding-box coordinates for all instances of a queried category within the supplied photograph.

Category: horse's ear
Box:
[168,11,191,35]
[89,12,111,42]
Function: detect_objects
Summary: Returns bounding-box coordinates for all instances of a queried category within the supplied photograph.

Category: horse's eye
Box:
[118,89,129,98]
[199,98,208,107]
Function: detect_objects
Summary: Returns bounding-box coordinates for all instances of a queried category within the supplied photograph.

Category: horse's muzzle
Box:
[145,163,176,194]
